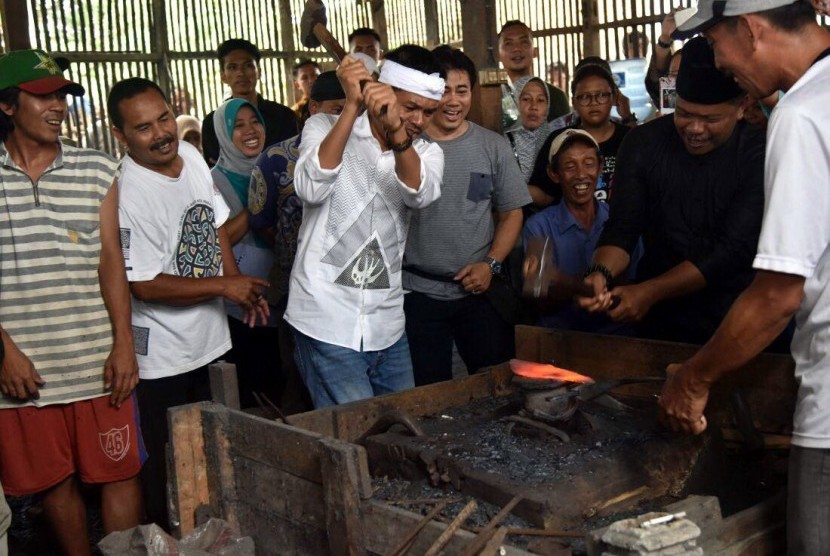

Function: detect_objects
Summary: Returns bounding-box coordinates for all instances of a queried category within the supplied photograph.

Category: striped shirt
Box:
[0,142,117,408]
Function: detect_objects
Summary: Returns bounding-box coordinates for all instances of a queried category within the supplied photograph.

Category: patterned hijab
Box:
[213,98,265,207]
[508,76,552,182]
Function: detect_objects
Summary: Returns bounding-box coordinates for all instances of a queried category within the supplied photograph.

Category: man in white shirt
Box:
[287,45,445,408]
[108,77,268,528]
[657,1,830,553]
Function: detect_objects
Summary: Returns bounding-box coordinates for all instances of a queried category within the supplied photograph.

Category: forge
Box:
[168,326,797,556]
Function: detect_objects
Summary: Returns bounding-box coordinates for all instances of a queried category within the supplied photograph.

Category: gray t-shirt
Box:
[404,122,531,300]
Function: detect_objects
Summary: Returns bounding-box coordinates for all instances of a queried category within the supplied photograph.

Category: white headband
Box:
[378,59,445,101]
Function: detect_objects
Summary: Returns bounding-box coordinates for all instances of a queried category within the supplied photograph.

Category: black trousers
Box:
[404,291,515,387]
[225,317,282,409]
[137,366,211,530]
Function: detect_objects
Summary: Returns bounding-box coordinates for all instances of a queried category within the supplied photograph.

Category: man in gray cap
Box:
[578,36,766,346]
[657,2,830,553]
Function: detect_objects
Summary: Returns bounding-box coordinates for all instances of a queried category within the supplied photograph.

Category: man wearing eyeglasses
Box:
[577,37,769,347]
[529,59,630,206]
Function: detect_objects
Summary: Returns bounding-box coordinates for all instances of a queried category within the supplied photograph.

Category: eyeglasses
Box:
[574,92,613,106]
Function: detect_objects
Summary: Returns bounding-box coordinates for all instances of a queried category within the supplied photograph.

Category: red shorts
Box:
[0,393,147,496]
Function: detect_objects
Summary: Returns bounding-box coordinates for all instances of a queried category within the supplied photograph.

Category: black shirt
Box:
[201,94,299,166]
[598,115,766,344]
[529,122,630,205]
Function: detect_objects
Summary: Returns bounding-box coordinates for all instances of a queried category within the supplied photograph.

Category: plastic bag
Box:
[98,518,255,556]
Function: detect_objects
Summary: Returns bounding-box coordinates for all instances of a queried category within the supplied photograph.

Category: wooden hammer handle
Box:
[312,22,347,62]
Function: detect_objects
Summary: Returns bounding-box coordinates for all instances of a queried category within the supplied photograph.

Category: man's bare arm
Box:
[99,184,139,407]
[659,270,803,434]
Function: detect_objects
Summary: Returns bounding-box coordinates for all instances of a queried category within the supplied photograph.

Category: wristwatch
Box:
[485,256,502,275]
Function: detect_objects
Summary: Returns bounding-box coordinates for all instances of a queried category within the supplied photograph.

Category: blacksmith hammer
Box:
[300,0,348,62]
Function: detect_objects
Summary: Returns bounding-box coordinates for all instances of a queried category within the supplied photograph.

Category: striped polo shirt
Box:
[0,142,117,408]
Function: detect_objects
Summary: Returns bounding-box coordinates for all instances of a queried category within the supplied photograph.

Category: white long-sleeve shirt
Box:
[286,113,443,351]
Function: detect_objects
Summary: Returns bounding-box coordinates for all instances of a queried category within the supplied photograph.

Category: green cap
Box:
[0,49,84,96]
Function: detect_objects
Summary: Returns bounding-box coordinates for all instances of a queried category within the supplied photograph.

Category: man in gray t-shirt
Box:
[404,47,531,385]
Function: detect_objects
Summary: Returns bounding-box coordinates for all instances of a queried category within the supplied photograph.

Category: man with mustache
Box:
[286,45,444,408]
[201,39,298,166]
[578,37,767,346]
[108,77,269,528]
[0,49,142,554]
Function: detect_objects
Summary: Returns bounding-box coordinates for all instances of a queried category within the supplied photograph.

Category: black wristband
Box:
[583,263,613,288]
[657,38,672,49]
[390,136,413,153]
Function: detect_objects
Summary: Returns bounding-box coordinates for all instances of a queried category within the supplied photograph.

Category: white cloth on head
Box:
[378,59,445,101]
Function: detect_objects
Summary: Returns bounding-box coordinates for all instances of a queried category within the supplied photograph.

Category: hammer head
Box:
[300,0,327,49]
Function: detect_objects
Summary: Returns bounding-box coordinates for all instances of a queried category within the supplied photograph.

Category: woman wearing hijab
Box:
[505,76,553,189]
[211,98,279,408]
[176,114,203,152]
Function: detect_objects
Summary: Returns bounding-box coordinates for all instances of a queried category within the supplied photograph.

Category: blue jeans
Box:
[292,329,415,408]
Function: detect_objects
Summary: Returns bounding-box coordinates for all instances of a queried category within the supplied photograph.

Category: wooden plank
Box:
[233,498,329,556]
[704,490,786,555]
[219,405,326,483]
[362,501,533,556]
[209,361,240,410]
[168,402,213,536]
[320,438,367,556]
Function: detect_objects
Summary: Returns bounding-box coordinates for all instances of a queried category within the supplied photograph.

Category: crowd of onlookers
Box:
[2,1,830,553]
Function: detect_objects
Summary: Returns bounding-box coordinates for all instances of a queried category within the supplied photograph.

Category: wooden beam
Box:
[423,0,440,47]
[369,0,388,53]
[0,0,32,50]
[460,0,497,70]
[168,402,212,536]
[277,0,296,103]
[150,0,171,98]
[581,0,601,58]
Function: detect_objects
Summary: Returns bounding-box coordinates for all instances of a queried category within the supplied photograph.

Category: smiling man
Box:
[108,77,269,528]
[403,46,530,386]
[287,45,445,407]
[201,39,298,166]
[577,37,767,346]
[523,129,640,334]
[0,49,142,554]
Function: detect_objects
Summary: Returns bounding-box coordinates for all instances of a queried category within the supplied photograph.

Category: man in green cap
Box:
[0,49,142,553]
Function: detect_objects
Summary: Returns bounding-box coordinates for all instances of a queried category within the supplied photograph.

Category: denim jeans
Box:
[788,445,830,555]
[292,329,415,408]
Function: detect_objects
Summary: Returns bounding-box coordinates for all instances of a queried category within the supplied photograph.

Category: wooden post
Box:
[369,0,389,53]
[461,0,503,133]
[320,438,368,556]
[582,0,601,58]
[0,0,32,50]
[277,0,296,103]
[208,361,240,410]
[150,0,172,98]
[423,0,440,48]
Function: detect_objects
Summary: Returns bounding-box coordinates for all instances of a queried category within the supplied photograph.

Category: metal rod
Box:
[385,499,451,556]
[423,500,478,556]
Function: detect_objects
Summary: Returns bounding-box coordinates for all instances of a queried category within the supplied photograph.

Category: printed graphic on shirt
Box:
[322,193,401,270]
[335,236,390,289]
[250,167,267,215]
[176,202,221,278]
[120,227,131,261]
[133,325,149,356]
[99,425,130,462]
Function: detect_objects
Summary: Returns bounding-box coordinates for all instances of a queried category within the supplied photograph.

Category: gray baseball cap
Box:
[673,0,799,38]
